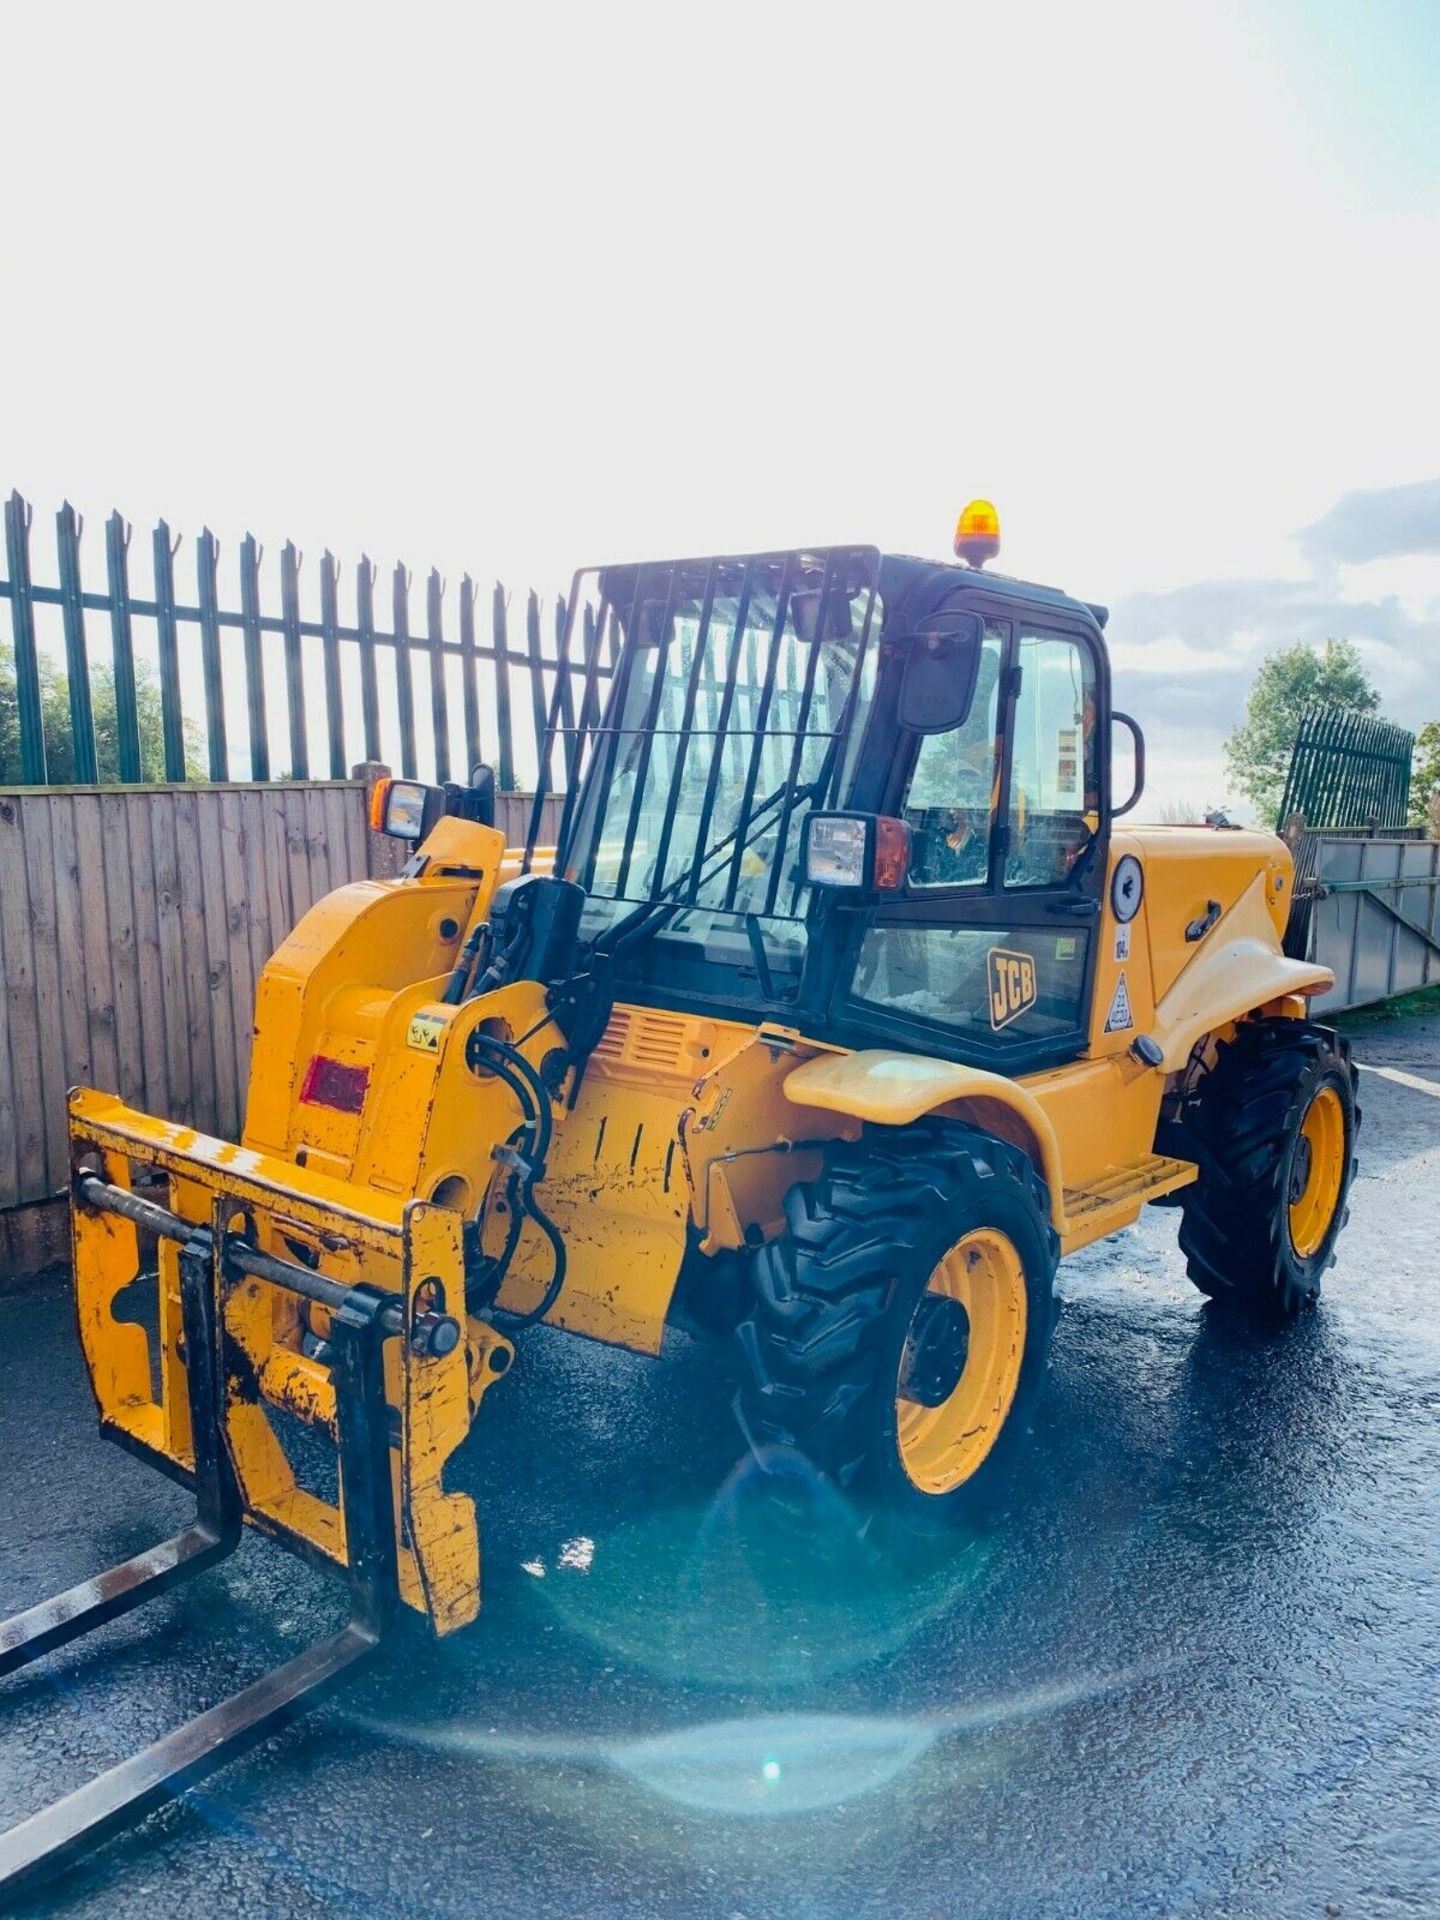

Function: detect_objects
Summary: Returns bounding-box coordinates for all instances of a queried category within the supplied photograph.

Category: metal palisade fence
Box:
[0,489,611,792]
[1278,705,1415,833]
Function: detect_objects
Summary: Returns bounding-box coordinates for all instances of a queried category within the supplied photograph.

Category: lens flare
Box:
[530,1453,995,1688]
[611,1713,937,1817]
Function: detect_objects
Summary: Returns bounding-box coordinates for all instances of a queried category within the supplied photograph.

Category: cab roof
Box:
[877,551,1109,631]
[587,546,1109,634]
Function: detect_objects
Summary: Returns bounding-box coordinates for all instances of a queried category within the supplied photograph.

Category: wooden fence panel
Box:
[100,791,147,1113]
[173,787,217,1137]
[0,781,367,1207]
[499,791,563,847]
[47,796,93,1088]
[73,795,122,1106]
[16,795,65,1187]
[0,802,41,1200]
[283,788,314,924]
[0,779,557,1211]
[148,792,193,1122]
[216,790,255,1137]
[126,797,168,1120]
[341,785,368,888]
[194,788,240,1140]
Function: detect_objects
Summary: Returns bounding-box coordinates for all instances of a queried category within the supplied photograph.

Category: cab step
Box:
[1060,1152,1198,1253]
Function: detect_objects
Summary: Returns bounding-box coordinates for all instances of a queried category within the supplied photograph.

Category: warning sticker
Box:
[1114,922,1132,963]
[1104,972,1135,1033]
[407,1011,447,1053]
[1053,726,1082,806]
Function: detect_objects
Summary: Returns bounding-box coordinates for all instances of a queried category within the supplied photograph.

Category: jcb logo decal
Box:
[987,947,1037,1030]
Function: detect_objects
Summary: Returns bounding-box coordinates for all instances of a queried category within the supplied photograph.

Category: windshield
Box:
[558,551,880,987]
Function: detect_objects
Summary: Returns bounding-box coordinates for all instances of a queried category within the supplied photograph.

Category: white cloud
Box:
[1297,478,1440,570]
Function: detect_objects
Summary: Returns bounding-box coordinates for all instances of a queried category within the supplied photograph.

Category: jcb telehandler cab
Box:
[0,510,1359,1893]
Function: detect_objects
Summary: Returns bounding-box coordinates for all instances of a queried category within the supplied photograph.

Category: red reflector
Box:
[873,815,912,890]
[299,1055,370,1115]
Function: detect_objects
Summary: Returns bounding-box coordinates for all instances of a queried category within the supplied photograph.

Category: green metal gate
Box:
[1277,706,1414,833]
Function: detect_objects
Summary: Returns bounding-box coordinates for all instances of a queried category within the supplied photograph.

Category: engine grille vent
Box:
[592,1007,708,1079]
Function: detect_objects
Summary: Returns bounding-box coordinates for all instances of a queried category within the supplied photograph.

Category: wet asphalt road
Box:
[1,1002,1437,1920]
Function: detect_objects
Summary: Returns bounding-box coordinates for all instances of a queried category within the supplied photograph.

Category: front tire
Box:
[1175,1018,1359,1319]
[734,1122,1059,1520]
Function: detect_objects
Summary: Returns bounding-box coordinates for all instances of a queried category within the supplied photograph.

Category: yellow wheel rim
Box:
[895,1228,1027,1496]
[1287,1083,1346,1259]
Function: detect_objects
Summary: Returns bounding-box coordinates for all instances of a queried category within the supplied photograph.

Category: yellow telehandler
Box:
[0,507,1358,1892]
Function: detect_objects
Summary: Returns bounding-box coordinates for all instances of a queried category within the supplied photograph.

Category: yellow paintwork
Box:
[781,1052,1199,1249]
[1088,827,1302,1058]
[1288,1083,1346,1257]
[68,1087,501,1635]
[483,1005,712,1347]
[1019,1054,1166,1194]
[895,1226,1026,1494]
[682,1024,858,1256]
[491,1014,853,1349]
[784,1051,1068,1222]
[1056,1152,1197,1255]
[1147,871,1330,1071]
[244,816,507,1169]
[65,799,1339,1613]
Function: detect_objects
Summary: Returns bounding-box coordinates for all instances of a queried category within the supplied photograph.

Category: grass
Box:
[1331,984,1440,1031]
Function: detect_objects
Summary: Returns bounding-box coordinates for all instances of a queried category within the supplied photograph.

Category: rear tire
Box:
[1175,1018,1359,1319]
[733,1122,1059,1521]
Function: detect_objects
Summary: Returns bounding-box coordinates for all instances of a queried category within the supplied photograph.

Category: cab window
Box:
[1004,631,1097,889]
[901,626,1005,889]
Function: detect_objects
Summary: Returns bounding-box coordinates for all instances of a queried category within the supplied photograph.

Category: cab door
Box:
[829,612,1108,1076]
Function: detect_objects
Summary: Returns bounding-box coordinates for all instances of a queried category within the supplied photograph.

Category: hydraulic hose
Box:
[467,1033,567,1329]
[497,1173,567,1331]
[471,1037,554,1177]
[441,924,490,1006]
[463,1037,541,1308]
[473,1128,529,1304]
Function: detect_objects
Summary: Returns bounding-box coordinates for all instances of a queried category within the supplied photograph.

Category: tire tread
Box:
[735,1121,1059,1503]
[1174,1018,1359,1318]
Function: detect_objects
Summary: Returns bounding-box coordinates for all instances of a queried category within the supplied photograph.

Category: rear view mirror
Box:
[791,582,854,643]
[468,762,497,828]
[898,610,984,733]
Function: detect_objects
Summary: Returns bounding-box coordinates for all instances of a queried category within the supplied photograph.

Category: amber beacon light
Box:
[954,498,1001,568]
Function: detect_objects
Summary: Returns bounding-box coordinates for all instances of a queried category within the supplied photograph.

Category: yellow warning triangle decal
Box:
[1104,972,1134,1033]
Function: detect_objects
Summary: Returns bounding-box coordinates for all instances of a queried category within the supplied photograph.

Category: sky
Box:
[2,0,1438,813]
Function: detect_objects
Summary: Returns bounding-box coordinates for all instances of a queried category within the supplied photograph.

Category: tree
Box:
[1224,638,1380,825]
[0,644,202,784]
[1412,719,1440,834]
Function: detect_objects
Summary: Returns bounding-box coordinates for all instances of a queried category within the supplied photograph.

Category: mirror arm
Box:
[1112,711,1146,817]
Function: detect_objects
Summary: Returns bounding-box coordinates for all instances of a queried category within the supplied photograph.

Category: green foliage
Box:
[1411,719,1440,833]
[1224,638,1381,825]
[0,643,203,784]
